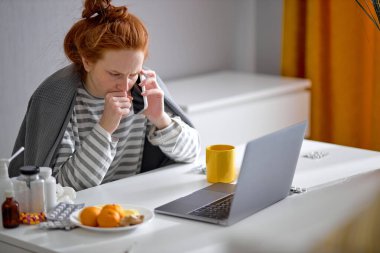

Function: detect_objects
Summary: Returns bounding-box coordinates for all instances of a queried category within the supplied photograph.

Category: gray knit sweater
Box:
[9,64,195,178]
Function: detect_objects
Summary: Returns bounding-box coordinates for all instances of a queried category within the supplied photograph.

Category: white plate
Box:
[70,204,154,232]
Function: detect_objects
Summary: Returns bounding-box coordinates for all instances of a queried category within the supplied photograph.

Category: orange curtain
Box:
[282,0,380,150]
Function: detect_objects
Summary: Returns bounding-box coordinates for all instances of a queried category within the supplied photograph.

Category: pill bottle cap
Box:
[39,167,52,179]
[20,166,40,175]
[4,190,14,198]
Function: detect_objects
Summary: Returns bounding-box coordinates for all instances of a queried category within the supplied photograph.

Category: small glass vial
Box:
[2,191,20,228]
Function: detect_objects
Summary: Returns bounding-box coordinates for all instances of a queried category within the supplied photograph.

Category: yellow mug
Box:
[206,145,236,183]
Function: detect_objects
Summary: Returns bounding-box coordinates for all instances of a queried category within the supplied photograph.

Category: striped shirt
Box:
[52,86,200,190]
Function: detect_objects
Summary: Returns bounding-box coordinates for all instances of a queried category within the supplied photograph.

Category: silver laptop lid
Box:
[227,121,307,225]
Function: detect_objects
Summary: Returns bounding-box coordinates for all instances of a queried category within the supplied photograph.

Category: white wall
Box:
[0,0,282,157]
[127,0,258,79]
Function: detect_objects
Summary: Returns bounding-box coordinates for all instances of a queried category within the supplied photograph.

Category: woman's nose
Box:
[117,78,131,92]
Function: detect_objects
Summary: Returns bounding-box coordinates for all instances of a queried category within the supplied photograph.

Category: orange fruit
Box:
[97,208,121,227]
[80,206,101,227]
[102,204,126,218]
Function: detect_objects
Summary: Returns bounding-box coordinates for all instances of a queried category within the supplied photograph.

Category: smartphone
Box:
[131,74,148,114]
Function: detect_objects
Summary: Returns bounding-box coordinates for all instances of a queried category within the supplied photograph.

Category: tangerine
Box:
[80,206,101,227]
[102,204,126,218]
[97,208,121,227]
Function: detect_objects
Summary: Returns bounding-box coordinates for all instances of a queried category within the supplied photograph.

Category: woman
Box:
[9,0,200,190]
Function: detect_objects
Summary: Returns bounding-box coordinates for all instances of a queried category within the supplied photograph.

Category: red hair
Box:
[64,0,149,78]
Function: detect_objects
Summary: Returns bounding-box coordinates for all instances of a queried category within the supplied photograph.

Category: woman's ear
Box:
[81,56,93,72]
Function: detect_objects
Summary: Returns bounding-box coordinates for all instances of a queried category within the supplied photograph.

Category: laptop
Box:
[154,121,307,226]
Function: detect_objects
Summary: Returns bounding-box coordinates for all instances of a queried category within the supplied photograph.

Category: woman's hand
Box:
[140,69,171,129]
[99,91,132,134]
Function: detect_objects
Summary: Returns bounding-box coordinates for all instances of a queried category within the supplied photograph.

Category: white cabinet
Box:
[166,71,311,150]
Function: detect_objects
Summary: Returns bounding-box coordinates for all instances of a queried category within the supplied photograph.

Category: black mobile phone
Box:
[131,75,148,114]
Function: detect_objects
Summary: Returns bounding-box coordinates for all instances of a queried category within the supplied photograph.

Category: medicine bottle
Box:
[2,191,20,229]
[39,167,57,212]
[0,159,14,227]
[15,166,44,213]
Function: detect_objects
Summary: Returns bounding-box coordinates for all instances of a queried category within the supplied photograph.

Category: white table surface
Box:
[1,140,380,253]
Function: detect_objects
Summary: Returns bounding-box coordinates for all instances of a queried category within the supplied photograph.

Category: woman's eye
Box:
[108,71,121,77]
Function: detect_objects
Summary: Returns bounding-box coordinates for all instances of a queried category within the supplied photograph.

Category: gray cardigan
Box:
[9,64,194,178]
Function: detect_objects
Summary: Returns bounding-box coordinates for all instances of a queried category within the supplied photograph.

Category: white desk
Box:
[1,140,380,253]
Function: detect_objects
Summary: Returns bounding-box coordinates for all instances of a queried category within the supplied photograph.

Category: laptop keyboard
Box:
[188,194,234,220]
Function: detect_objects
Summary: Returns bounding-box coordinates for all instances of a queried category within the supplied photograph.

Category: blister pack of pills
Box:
[39,202,84,230]
[39,220,76,230]
[45,202,84,221]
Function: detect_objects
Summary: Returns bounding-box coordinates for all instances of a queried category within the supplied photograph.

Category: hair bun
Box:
[82,0,110,19]
[82,0,128,22]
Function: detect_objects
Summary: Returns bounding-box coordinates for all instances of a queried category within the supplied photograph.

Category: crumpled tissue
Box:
[56,184,76,204]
